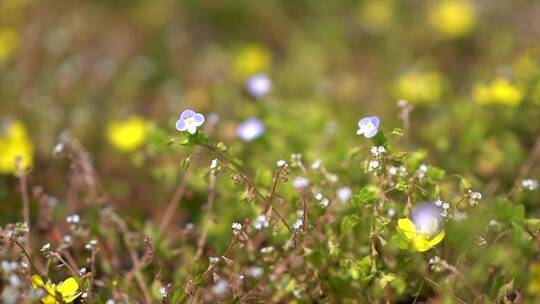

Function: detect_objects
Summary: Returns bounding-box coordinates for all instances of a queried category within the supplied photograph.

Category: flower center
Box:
[364,122,374,131]
[185,117,196,126]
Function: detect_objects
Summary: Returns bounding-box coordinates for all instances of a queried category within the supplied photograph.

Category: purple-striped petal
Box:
[370,116,380,128]
[180,109,195,120]
[176,119,187,131]
[193,113,205,126]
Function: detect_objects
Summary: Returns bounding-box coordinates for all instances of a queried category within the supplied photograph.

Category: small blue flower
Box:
[176,109,205,134]
[356,116,380,138]
[410,203,444,237]
[237,118,265,141]
[245,73,272,98]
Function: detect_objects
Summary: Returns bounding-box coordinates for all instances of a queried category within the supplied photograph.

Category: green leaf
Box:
[350,188,378,208]
[427,165,446,181]
[341,215,361,234]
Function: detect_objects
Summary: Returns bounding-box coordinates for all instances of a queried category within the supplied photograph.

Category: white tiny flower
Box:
[41,243,51,252]
[292,218,303,230]
[388,166,398,175]
[105,300,115,304]
[253,214,269,230]
[522,179,539,191]
[66,214,80,224]
[489,219,499,226]
[9,274,21,287]
[231,222,242,230]
[293,176,310,189]
[82,292,88,299]
[319,198,330,208]
[368,160,379,172]
[314,193,323,201]
[387,207,396,218]
[212,280,228,295]
[440,210,448,218]
[326,173,338,183]
[63,235,72,243]
[442,203,450,210]
[210,158,218,169]
[159,287,168,298]
[310,159,321,170]
[249,266,264,278]
[397,99,409,107]
[89,239,98,246]
[185,223,194,230]
[209,256,219,263]
[434,199,443,206]
[277,159,287,167]
[260,246,274,253]
[336,187,352,203]
[79,267,87,275]
[419,164,428,172]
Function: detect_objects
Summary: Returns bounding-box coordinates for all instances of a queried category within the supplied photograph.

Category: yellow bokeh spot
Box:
[0,120,34,175]
[396,218,445,252]
[32,275,81,304]
[0,27,19,62]
[233,44,271,78]
[428,0,476,39]
[473,78,524,107]
[359,0,395,32]
[106,116,148,152]
[395,71,444,105]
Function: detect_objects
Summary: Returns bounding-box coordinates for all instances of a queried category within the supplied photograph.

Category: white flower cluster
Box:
[468,190,482,205]
[159,287,168,298]
[435,199,450,217]
[417,164,428,179]
[388,165,407,176]
[85,239,98,250]
[370,146,386,157]
[253,214,269,230]
[66,214,80,224]
[368,160,379,172]
[314,192,330,208]
[231,222,242,232]
[522,179,538,191]
[292,218,303,231]
[40,243,51,252]
[293,176,310,189]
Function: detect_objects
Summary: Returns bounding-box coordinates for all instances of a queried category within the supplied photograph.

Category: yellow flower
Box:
[473,78,524,107]
[396,218,445,252]
[428,1,476,39]
[0,120,34,175]
[0,27,19,62]
[359,0,395,33]
[528,263,540,295]
[31,275,81,304]
[233,44,271,78]
[395,71,444,105]
[106,116,148,152]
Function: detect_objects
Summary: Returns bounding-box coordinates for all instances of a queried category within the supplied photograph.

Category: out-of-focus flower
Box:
[233,44,271,78]
[237,118,265,141]
[473,78,524,107]
[106,116,147,152]
[175,109,205,134]
[359,0,395,33]
[253,214,269,230]
[528,263,540,295]
[368,160,379,172]
[293,176,310,189]
[276,160,287,167]
[212,280,228,295]
[357,116,380,138]
[336,187,352,203]
[231,222,242,231]
[245,73,272,99]
[396,203,445,252]
[522,179,539,191]
[0,120,34,175]
[292,218,303,230]
[395,71,444,105]
[31,275,81,303]
[428,1,476,39]
[0,27,19,62]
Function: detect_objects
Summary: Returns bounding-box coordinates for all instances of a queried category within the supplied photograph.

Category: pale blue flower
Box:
[356,116,380,138]
[237,118,265,141]
[245,73,272,98]
[410,203,444,237]
[175,109,205,134]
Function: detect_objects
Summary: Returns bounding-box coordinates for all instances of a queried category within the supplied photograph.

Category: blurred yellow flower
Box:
[395,71,444,105]
[0,120,34,175]
[359,0,395,32]
[32,275,81,304]
[528,263,540,295]
[428,1,476,39]
[396,218,445,252]
[106,116,148,152]
[0,27,19,62]
[233,44,271,78]
[473,78,524,107]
